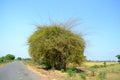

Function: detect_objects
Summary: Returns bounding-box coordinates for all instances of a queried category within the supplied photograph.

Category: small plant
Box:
[65,69,77,80]
[91,65,100,68]
[17,57,22,60]
[66,68,76,77]
[116,54,120,64]
[103,61,106,67]
[61,68,65,72]
[98,71,106,80]
[89,67,96,76]
[80,73,86,80]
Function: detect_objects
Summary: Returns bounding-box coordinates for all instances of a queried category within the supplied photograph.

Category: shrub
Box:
[28,22,86,70]
[116,55,120,64]
[0,58,4,63]
[66,68,76,77]
[91,65,100,68]
[4,54,15,61]
[61,68,65,72]
[17,57,22,60]
[80,73,86,80]
[103,62,106,67]
[89,67,97,76]
[98,71,106,80]
[0,56,4,63]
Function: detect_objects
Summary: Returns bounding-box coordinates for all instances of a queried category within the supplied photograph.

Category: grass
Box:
[22,60,120,80]
[82,61,117,67]
[98,64,120,80]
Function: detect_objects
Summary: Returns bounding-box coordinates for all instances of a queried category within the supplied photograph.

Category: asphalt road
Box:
[0,61,41,80]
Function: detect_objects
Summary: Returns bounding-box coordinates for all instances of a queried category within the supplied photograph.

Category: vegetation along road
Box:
[0,61,41,80]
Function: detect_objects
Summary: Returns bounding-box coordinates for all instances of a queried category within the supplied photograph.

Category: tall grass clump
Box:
[64,68,77,80]
[103,62,107,67]
[89,66,97,76]
[98,71,106,80]
[61,68,65,72]
[66,68,76,77]
[80,72,86,80]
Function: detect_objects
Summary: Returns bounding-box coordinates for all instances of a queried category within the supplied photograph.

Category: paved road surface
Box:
[0,61,41,80]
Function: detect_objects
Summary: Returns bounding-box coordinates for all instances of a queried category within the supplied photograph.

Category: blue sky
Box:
[0,0,120,61]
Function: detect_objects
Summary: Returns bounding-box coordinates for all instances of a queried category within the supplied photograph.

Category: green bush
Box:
[116,55,120,64]
[80,73,86,80]
[103,62,107,67]
[40,59,52,69]
[91,65,100,68]
[28,23,86,70]
[0,57,4,63]
[0,58,3,63]
[89,67,97,76]
[98,71,106,80]
[66,68,76,77]
[17,57,22,60]
[4,54,15,61]
[61,68,65,72]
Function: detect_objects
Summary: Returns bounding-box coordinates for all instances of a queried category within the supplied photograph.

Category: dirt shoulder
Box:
[0,63,9,68]
[24,62,66,80]
[0,64,4,67]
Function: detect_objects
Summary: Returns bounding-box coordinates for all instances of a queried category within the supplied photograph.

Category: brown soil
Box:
[25,64,66,80]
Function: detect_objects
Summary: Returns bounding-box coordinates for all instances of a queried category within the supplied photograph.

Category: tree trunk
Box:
[54,50,66,70]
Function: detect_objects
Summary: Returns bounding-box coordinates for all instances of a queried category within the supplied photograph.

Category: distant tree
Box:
[0,56,4,63]
[28,22,86,70]
[116,54,120,64]
[17,57,22,60]
[103,61,107,67]
[4,54,15,61]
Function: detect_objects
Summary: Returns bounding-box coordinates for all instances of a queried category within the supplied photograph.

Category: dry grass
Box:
[25,63,66,80]
[23,61,120,80]
[106,73,120,80]
[0,64,3,67]
[82,61,117,67]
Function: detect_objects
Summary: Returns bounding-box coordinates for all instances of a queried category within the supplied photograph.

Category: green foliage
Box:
[0,59,3,63]
[116,55,120,63]
[66,68,76,77]
[89,67,97,76]
[90,64,107,69]
[80,73,86,80]
[116,55,120,59]
[103,61,107,67]
[28,23,86,70]
[17,57,22,60]
[0,54,15,63]
[61,68,65,72]
[4,54,15,61]
[98,71,106,80]
[91,65,100,68]
[0,57,4,63]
